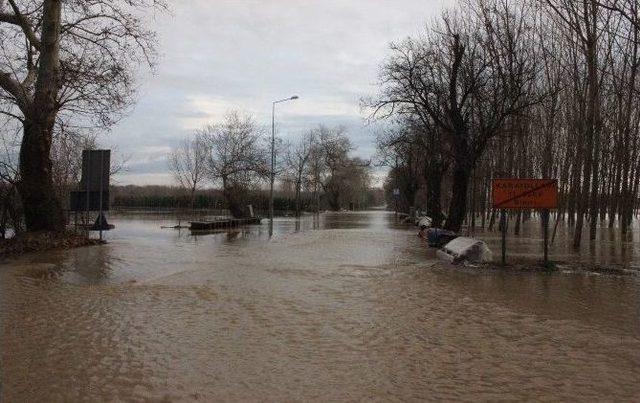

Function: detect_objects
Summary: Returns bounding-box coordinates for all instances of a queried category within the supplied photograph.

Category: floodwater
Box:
[1,211,639,401]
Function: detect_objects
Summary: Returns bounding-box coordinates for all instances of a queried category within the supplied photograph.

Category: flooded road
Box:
[1,211,639,401]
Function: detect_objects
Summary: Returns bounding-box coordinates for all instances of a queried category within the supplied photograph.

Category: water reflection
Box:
[1,211,639,401]
[467,218,640,268]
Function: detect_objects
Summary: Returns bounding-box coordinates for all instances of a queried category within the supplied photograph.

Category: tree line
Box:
[110,185,382,214]
[167,111,373,218]
[369,0,640,247]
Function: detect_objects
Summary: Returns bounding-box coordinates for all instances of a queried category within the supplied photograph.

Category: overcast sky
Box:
[108,0,454,186]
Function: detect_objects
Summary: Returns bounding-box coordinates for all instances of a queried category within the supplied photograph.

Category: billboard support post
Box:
[85,150,90,232]
[492,178,558,265]
[542,209,550,264]
[500,209,506,265]
[99,151,104,241]
[70,150,112,233]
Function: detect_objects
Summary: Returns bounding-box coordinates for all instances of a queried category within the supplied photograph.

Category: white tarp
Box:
[436,237,493,264]
[416,216,432,228]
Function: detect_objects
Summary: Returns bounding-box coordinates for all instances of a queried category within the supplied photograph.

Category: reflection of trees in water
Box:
[469,218,639,267]
[69,244,112,283]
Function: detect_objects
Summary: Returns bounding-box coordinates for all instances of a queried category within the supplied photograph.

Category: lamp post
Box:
[270,95,299,236]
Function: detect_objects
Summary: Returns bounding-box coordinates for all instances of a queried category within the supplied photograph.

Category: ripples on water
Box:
[1,211,639,401]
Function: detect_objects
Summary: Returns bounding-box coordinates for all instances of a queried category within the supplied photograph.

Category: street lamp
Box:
[270,95,299,236]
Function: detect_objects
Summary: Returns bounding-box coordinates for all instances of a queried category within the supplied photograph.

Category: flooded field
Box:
[1,211,639,401]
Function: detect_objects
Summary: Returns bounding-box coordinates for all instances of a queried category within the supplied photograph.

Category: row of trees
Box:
[110,185,384,212]
[370,0,640,246]
[167,111,372,218]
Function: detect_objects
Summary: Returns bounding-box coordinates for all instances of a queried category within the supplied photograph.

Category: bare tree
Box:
[0,0,165,231]
[371,0,541,231]
[542,0,611,245]
[375,117,448,225]
[596,0,640,29]
[285,132,314,217]
[50,125,96,203]
[316,126,352,210]
[368,0,640,245]
[0,122,21,236]
[313,125,371,211]
[306,138,326,214]
[168,133,208,209]
[202,111,267,218]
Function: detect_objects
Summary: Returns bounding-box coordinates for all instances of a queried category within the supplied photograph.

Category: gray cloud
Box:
[107,0,454,185]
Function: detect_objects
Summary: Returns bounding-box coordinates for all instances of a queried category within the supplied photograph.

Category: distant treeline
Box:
[111,185,384,213]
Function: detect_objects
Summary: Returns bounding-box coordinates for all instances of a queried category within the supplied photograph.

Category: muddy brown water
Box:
[1,211,639,401]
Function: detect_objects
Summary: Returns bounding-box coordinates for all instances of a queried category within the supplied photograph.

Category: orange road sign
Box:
[492,179,558,209]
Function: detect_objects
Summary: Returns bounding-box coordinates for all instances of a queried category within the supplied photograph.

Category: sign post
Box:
[500,209,507,265]
[70,150,112,234]
[492,179,558,265]
[98,150,105,240]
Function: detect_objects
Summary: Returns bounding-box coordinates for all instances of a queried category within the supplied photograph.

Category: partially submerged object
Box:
[425,228,458,247]
[417,217,432,228]
[190,217,261,231]
[90,212,115,231]
[436,237,493,264]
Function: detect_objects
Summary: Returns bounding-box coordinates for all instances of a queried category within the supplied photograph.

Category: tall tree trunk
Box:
[221,176,248,218]
[18,119,65,231]
[587,26,601,240]
[327,191,340,211]
[445,160,471,232]
[295,179,302,217]
[17,0,65,232]
[223,185,249,218]
[425,163,446,227]
[573,162,590,248]
[314,181,320,214]
[581,0,600,243]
